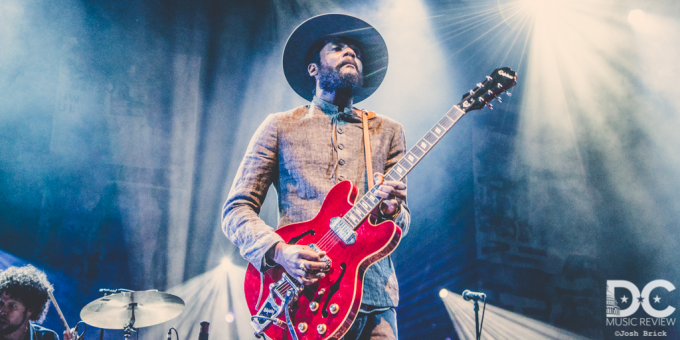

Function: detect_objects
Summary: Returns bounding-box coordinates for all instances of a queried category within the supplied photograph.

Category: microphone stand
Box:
[474,299,481,340]
[98,288,134,340]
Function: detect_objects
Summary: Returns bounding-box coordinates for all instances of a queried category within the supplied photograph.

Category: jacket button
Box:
[337,128,343,134]
[338,175,345,181]
[338,143,344,150]
[338,159,345,166]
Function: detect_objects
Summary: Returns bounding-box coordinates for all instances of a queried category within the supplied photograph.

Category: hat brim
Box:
[283,14,388,103]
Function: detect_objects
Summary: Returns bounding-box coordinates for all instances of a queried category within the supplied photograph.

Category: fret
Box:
[392,164,408,177]
[411,145,425,158]
[446,105,465,121]
[398,157,413,170]
[438,116,454,129]
[359,200,371,212]
[424,131,438,144]
[346,210,360,225]
[384,172,396,181]
[405,153,418,164]
[365,193,380,205]
[431,124,445,137]
[356,204,368,215]
[446,107,459,120]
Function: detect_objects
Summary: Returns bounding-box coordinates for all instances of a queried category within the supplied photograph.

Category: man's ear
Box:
[307,63,318,77]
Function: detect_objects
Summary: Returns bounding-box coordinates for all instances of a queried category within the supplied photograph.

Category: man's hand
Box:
[373,173,406,216]
[63,328,75,340]
[273,243,328,286]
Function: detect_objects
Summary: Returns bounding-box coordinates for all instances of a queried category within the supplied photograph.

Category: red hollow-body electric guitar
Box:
[244,68,518,340]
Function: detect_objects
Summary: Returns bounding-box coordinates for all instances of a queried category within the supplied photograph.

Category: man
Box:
[0,265,69,340]
[222,14,409,339]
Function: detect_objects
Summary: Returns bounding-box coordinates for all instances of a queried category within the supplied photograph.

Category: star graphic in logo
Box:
[621,295,629,303]
[638,296,645,303]
[654,295,661,303]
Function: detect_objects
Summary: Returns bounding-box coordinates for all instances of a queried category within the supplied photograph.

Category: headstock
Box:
[459,67,517,112]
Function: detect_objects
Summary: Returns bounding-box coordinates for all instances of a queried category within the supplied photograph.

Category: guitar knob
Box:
[309,301,319,312]
[329,303,339,315]
[317,324,327,335]
[298,323,308,333]
[318,288,326,296]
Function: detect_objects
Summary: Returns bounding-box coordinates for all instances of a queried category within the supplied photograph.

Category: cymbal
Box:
[80,291,185,329]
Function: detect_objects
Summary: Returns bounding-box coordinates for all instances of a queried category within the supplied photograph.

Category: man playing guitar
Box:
[222,14,409,340]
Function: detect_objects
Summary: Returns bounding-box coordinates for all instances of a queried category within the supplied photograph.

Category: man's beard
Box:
[0,311,28,336]
[317,62,363,94]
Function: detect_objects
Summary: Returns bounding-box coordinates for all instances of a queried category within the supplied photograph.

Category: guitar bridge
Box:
[251,273,303,336]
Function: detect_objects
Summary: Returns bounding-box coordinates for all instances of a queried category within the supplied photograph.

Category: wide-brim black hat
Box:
[283,14,389,103]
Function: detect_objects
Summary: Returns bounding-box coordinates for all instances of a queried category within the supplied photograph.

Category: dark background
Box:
[1,0,680,339]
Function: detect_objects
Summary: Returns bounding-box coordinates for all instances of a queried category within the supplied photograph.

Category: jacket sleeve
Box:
[384,123,411,236]
[222,114,284,271]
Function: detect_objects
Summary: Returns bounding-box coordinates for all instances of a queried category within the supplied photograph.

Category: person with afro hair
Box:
[0,265,71,340]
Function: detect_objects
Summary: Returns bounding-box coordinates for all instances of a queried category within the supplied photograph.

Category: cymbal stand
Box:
[123,303,137,340]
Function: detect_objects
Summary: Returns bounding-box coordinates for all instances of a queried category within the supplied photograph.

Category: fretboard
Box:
[342,104,467,229]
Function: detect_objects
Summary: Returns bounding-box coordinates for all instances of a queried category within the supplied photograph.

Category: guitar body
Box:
[243,180,402,340]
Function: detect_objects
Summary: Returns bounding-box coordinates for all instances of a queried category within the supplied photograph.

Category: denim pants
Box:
[342,308,398,340]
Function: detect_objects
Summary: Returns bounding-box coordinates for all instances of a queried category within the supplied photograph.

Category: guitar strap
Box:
[360,110,375,188]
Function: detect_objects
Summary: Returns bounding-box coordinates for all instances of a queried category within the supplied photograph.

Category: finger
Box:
[373,173,384,185]
[377,185,406,199]
[382,180,406,190]
[299,275,319,286]
[297,248,322,261]
[381,200,399,214]
[304,260,329,271]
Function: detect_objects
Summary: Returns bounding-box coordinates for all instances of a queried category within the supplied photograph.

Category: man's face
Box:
[0,292,31,336]
[314,40,364,92]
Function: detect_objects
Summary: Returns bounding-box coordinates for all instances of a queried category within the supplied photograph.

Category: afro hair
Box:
[0,265,53,323]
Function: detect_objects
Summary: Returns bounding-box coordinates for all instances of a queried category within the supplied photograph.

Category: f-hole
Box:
[322,263,346,318]
[288,230,315,245]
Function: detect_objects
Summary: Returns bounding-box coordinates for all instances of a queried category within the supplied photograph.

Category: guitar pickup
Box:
[329,217,357,245]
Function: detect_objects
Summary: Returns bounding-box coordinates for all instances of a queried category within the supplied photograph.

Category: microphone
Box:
[462,289,486,302]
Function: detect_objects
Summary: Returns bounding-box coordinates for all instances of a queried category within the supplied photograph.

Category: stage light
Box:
[628,9,646,27]
[439,288,449,298]
[220,256,232,268]
[440,292,588,339]
[224,312,235,323]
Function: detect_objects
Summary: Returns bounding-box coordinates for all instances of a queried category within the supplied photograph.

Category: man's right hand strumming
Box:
[270,242,328,285]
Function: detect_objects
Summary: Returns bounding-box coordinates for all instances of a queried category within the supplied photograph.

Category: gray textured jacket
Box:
[222,97,410,307]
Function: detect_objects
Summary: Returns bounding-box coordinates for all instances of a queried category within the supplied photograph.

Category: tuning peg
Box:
[497,83,503,89]
[505,91,512,97]
[487,90,494,96]
[486,76,492,81]
[486,103,494,110]
[478,97,485,103]
[469,89,475,96]
[496,97,502,103]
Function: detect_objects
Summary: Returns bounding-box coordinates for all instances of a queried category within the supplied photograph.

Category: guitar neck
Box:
[342,104,467,229]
